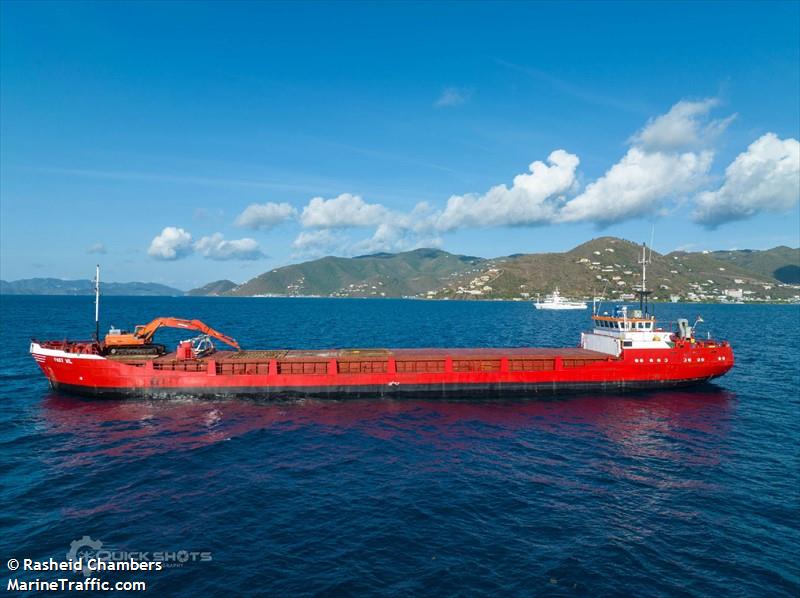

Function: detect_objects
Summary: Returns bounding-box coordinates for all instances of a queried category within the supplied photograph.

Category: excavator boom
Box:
[104,317,241,350]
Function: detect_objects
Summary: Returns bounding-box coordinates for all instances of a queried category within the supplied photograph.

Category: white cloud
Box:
[631,98,735,151]
[291,207,441,257]
[351,223,443,255]
[235,202,297,229]
[291,229,351,258]
[292,229,341,250]
[435,87,469,108]
[554,99,736,225]
[87,243,107,255]
[436,150,580,230]
[194,233,264,260]
[300,193,390,228]
[693,133,800,226]
[558,148,714,224]
[148,227,193,260]
[229,97,794,259]
[148,228,264,261]
[287,100,728,245]
[404,99,731,229]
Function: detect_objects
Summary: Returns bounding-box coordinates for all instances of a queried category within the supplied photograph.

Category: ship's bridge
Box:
[581,305,672,356]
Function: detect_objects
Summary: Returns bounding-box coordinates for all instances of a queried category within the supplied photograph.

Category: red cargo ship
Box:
[30,254,734,399]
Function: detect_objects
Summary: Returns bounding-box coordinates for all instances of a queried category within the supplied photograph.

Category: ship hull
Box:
[50,377,723,400]
[31,342,734,400]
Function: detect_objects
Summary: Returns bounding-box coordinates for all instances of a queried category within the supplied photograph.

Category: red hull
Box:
[30,342,734,399]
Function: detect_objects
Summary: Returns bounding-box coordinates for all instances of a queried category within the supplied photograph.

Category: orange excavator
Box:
[104,317,240,355]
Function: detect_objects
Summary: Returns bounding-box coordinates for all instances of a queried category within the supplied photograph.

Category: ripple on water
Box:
[1,297,798,596]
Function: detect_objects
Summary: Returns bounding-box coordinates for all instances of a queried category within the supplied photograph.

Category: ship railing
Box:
[146,355,614,376]
[34,339,101,355]
[205,357,606,375]
[152,361,207,372]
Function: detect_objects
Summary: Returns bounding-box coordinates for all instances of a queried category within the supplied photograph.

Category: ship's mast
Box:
[94,264,100,341]
[640,243,647,302]
[637,243,652,314]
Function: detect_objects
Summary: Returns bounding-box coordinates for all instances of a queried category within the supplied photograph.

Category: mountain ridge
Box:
[227,247,483,297]
[0,278,184,296]
[185,280,238,296]
[4,239,797,302]
[192,237,799,302]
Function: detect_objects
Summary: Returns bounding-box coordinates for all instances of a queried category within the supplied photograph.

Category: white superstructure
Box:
[580,242,696,356]
[580,306,675,356]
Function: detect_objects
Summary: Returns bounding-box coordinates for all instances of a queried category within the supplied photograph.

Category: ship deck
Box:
[108,347,612,375]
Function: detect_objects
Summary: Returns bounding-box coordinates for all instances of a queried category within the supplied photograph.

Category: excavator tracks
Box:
[105,344,166,357]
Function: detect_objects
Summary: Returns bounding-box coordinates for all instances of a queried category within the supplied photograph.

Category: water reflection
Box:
[39,387,733,467]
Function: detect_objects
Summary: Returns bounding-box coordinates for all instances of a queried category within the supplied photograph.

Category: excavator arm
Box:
[105,317,241,350]
[134,318,241,350]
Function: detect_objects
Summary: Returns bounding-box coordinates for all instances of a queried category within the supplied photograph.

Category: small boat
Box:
[534,288,588,310]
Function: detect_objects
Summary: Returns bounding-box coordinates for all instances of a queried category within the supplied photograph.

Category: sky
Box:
[1,1,799,290]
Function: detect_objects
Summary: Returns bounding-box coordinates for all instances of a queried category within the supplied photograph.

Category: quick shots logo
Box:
[66,535,211,576]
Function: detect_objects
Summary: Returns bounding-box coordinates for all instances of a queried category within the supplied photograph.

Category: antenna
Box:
[595,280,609,315]
[94,264,100,341]
[637,242,652,315]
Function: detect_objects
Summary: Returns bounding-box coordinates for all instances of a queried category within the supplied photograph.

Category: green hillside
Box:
[435,237,795,302]
[185,237,800,303]
[710,247,800,284]
[229,248,483,297]
[186,280,238,296]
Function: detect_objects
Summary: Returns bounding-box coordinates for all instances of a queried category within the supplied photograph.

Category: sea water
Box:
[1,296,798,595]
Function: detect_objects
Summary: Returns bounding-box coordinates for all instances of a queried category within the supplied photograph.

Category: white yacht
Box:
[534,288,588,310]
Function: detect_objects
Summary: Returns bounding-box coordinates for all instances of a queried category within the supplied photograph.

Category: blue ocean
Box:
[1,296,798,595]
